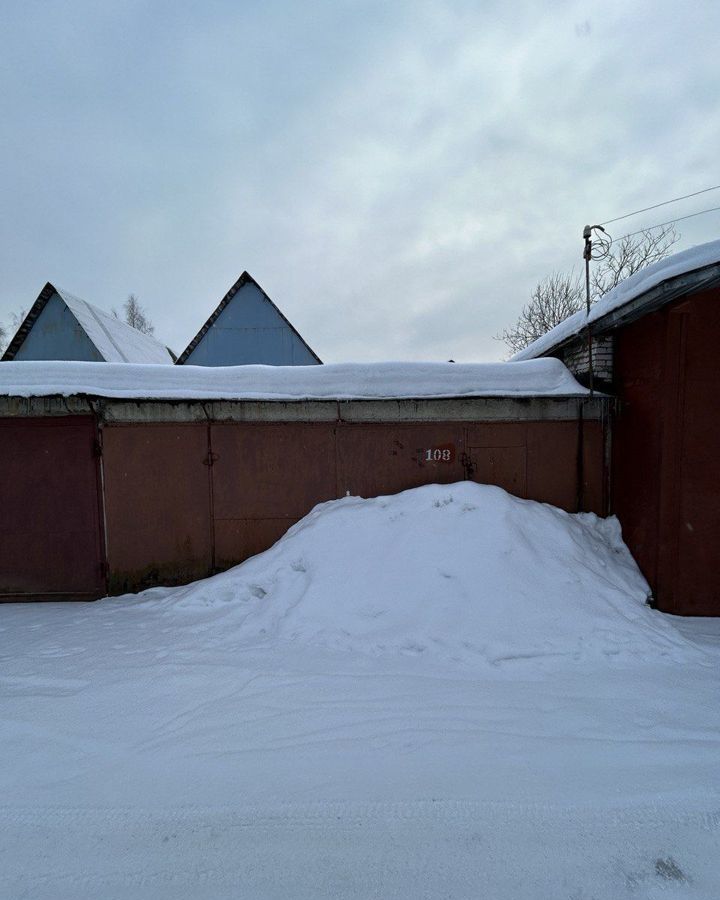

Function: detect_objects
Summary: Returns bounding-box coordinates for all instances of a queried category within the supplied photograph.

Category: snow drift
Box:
[143,482,686,667]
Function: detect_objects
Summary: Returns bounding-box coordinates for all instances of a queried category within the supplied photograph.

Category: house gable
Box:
[178,272,321,367]
[2,283,174,364]
[3,285,104,363]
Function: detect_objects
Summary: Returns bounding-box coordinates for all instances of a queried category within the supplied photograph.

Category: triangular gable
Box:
[2,282,59,361]
[2,283,174,364]
[176,272,322,365]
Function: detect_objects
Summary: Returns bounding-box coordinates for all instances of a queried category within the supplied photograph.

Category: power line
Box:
[616,204,720,241]
[600,184,720,226]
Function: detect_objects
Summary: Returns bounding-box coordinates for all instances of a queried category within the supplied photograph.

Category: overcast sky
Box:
[1,0,718,362]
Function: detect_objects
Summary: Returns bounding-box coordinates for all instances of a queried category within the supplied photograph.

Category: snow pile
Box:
[513,237,720,360]
[0,357,589,400]
[148,482,684,667]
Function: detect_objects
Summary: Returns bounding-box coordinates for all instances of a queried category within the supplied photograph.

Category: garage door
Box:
[0,417,105,600]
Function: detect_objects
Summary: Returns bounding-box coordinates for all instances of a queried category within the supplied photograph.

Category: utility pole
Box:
[582,224,609,396]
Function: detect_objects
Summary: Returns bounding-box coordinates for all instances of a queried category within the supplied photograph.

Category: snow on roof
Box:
[512,238,720,361]
[0,358,590,401]
[55,288,174,365]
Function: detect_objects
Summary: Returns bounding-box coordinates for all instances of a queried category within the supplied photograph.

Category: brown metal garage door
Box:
[101,423,213,594]
[211,422,338,569]
[0,416,105,600]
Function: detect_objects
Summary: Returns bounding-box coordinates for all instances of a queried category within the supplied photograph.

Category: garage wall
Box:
[613,285,720,616]
[101,416,606,595]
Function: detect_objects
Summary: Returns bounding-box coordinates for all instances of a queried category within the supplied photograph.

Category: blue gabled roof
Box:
[2,282,174,364]
[176,272,321,365]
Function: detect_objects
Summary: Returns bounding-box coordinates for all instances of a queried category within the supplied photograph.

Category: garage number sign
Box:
[421,443,456,463]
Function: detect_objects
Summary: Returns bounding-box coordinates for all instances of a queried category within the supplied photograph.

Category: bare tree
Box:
[0,308,27,355]
[497,272,584,356]
[498,225,680,354]
[122,294,154,335]
[590,225,679,296]
[11,309,26,329]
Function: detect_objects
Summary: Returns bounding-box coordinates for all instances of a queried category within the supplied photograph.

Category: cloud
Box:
[1,0,719,361]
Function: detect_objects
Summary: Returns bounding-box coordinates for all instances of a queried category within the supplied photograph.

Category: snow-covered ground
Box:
[2,483,719,899]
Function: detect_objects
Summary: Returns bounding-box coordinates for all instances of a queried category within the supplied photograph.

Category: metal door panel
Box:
[210,423,336,568]
[0,417,104,598]
[525,421,578,511]
[336,424,466,498]
[464,423,527,448]
[470,445,527,497]
[214,518,300,571]
[102,423,212,593]
[211,423,337,520]
[662,295,720,615]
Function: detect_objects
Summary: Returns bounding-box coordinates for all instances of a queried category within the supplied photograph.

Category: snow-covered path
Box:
[2,484,719,898]
[5,799,719,899]
[2,616,719,899]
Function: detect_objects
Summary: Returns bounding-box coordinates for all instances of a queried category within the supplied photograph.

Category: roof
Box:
[0,358,591,401]
[1,282,174,365]
[176,271,322,365]
[512,238,720,361]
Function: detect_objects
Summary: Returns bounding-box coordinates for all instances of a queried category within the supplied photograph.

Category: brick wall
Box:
[559,335,614,386]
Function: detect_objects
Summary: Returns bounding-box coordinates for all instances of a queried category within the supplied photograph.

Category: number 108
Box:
[425,448,452,462]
